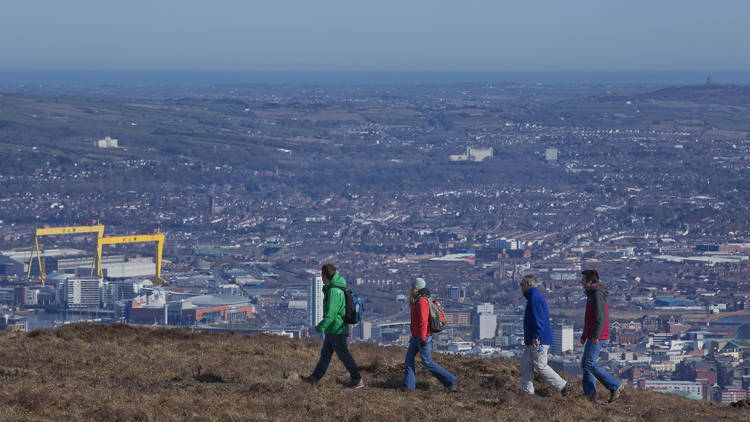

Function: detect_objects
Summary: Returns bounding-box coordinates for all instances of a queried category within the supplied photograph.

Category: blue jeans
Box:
[403,335,456,391]
[581,339,621,396]
[311,333,361,381]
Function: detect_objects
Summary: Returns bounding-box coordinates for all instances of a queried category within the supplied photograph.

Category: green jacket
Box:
[315,273,348,335]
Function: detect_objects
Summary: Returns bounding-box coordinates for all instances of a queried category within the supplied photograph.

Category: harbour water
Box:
[20,311,113,330]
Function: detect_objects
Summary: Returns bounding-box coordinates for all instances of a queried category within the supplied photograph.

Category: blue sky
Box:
[1,0,748,70]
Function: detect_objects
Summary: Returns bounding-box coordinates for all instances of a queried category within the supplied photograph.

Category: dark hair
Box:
[321,264,336,280]
[581,269,599,283]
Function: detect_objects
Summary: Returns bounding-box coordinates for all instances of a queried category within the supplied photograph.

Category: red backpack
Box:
[426,298,447,333]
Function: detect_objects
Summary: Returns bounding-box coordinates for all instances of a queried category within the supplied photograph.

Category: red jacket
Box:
[583,283,610,340]
[410,297,432,340]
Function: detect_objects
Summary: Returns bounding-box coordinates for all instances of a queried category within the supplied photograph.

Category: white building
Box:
[58,276,102,309]
[78,260,156,279]
[106,278,151,304]
[467,146,493,162]
[308,275,324,326]
[450,146,493,162]
[475,303,497,340]
[24,289,39,306]
[477,313,497,339]
[288,300,307,310]
[551,323,574,355]
[354,320,374,341]
[641,380,703,400]
[477,303,494,314]
[446,341,474,354]
[95,136,118,149]
[546,148,558,161]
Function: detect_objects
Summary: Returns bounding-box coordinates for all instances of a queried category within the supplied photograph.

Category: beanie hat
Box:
[413,277,426,290]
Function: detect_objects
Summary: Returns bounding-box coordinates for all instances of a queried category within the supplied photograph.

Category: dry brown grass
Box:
[0,324,747,421]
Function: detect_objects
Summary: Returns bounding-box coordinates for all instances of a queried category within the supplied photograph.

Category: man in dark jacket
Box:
[520,275,572,396]
[580,269,623,403]
[301,264,364,389]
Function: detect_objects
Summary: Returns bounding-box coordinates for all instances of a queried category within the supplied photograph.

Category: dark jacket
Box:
[583,283,610,340]
[410,288,432,341]
[315,273,348,335]
[523,287,554,345]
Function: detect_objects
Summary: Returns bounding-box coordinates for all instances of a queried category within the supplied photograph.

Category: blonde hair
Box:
[408,287,420,306]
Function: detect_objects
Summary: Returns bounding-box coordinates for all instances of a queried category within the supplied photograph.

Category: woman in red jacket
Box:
[403,277,457,392]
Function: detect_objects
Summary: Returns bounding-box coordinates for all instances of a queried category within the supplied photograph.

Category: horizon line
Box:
[1,69,748,86]
[2,68,750,72]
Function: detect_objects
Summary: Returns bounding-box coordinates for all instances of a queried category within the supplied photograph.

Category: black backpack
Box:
[334,286,363,324]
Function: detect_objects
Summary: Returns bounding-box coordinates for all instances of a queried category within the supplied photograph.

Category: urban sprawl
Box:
[0,82,749,404]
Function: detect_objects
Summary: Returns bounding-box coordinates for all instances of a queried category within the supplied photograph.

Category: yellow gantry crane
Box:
[96,233,166,286]
[27,224,105,286]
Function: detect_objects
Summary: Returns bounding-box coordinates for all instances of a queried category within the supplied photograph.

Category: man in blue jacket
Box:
[520,275,572,396]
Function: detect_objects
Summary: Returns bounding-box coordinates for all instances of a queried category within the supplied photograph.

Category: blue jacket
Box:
[523,287,554,346]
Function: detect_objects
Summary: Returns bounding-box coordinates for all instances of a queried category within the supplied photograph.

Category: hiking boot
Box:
[447,381,458,393]
[346,378,365,389]
[608,385,624,403]
[560,382,573,397]
[300,375,319,385]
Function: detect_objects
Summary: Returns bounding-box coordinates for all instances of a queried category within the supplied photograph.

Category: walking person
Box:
[580,269,623,403]
[301,264,364,389]
[520,275,573,396]
[403,277,457,392]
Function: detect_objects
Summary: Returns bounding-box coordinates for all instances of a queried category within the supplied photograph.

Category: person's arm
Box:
[416,298,429,343]
[530,295,547,345]
[581,295,590,344]
[592,290,606,341]
[315,289,340,332]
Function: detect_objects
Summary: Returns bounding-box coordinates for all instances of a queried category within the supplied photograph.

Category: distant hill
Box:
[636,84,750,106]
[542,84,750,133]
[0,324,746,421]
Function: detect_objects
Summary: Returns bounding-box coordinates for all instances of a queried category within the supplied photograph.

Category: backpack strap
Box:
[331,285,347,317]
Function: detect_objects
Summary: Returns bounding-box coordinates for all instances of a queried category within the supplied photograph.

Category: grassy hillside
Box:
[0,324,748,421]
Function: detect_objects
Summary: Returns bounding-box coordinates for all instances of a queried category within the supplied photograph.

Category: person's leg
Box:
[586,340,622,392]
[331,334,362,381]
[419,336,456,388]
[520,345,535,394]
[310,333,335,380]
[532,345,567,391]
[403,336,419,391]
[581,340,597,397]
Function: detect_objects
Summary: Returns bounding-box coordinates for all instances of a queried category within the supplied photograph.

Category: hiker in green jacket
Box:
[301,264,364,389]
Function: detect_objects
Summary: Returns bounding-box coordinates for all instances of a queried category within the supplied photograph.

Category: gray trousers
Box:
[520,344,567,394]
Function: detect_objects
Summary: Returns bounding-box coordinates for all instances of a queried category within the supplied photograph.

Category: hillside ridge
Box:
[1,324,748,421]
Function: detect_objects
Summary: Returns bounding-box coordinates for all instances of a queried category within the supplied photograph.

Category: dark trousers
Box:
[311,333,361,381]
